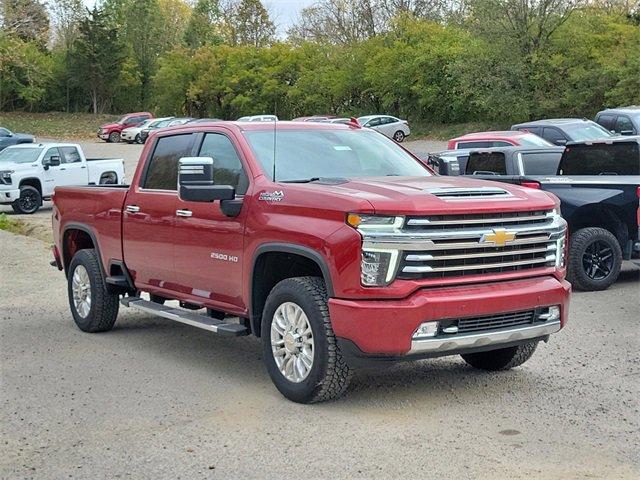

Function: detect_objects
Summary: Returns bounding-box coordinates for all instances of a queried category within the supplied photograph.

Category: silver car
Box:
[357,115,411,142]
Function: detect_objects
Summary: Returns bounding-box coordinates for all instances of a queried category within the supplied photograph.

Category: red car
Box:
[52,121,570,403]
[447,130,553,150]
[97,112,153,143]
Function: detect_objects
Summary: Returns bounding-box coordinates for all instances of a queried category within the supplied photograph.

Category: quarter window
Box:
[143,134,193,190]
[198,133,248,194]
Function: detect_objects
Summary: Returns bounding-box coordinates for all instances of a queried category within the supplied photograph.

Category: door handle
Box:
[59,167,66,170]
[176,209,192,217]
[80,166,86,169]
[125,205,140,213]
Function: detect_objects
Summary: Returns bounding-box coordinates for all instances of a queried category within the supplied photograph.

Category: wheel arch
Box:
[567,203,628,248]
[249,243,334,337]
[61,223,104,278]
[19,177,42,195]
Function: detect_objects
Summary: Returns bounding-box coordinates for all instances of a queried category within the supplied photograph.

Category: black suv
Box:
[595,107,640,136]
[511,118,614,146]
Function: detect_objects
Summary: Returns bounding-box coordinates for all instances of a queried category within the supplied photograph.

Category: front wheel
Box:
[393,130,405,142]
[261,277,352,403]
[567,227,622,291]
[67,249,119,332]
[461,341,538,371]
[135,134,142,144]
[12,185,41,214]
[108,131,120,143]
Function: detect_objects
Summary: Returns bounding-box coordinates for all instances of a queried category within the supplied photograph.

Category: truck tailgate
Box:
[52,185,129,271]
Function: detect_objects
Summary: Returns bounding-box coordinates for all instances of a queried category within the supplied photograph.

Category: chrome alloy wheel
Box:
[270,302,314,383]
[72,265,92,318]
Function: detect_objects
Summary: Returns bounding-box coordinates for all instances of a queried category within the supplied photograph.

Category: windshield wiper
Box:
[282,177,322,183]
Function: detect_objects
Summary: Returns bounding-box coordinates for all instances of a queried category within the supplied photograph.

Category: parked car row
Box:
[0,127,34,151]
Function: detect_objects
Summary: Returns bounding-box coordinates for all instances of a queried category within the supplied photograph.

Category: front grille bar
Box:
[402,255,555,273]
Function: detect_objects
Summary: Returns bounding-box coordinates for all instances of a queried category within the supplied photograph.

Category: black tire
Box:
[11,185,41,214]
[393,130,405,142]
[567,227,622,291]
[108,131,120,143]
[261,277,352,404]
[67,249,119,333]
[461,341,538,371]
[135,134,142,144]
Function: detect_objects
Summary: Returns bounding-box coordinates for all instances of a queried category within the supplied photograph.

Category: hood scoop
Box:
[425,186,511,199]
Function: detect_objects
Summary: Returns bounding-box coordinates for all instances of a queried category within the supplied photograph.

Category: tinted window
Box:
[521,152,563,175]
[597,114,616,130]
[559,142,640,175]
[60,146,81,163]
[198,133,248,194]
[491,141,512,147]
[518,126,542,136]
[542,128,567,144]
[465,152,507,175]
[143,134,193,190]
[456,141,492,149]
[615,116,636,134]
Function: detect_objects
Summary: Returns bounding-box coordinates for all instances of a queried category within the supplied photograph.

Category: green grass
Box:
[0,213,29,236]
[0,111,118,140]
[410,121,510,140]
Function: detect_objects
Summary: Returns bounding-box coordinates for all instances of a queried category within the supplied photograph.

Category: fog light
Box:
[539,305,560,322]
[413,321,439,339]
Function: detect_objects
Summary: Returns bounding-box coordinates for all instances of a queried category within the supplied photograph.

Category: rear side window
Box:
[60,146,81,163]
[597,114,616,131]
[559,142,640,175]
[143,134,193,190]
[465,152,507,175]
[542,128,567,144]
[521,152,562,175]
[457,141,492,149]
[198,133,248,194]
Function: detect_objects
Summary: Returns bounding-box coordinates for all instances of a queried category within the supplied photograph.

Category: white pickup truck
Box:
[0,143,125,214]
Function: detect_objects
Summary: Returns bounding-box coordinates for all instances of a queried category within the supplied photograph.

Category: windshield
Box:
[565,122,613,141]
[518,134,553,147]
[116,116,127,125]
[244,129,430,181]
[0,147,43,164]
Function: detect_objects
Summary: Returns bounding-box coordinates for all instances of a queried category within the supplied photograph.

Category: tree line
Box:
[1,0,639,124]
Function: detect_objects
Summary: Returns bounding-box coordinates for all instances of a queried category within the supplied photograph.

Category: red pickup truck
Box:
[52,121,570,403]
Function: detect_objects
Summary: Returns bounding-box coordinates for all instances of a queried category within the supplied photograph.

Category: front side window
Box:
[615,116,635,134]
[597,114,616,130]
[198,133,248,194]
[244,129,429,182]
[143,134,193,190]
[521,152,563,175]
[43,147,61,164]
[60,147,81,163]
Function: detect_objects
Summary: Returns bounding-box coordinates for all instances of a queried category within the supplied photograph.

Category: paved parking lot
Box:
[1,137,639,478]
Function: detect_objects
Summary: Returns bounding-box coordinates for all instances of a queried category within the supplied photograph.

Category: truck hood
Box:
[0,161,37,171]
[303,176,558,214]
[100,122,121,130]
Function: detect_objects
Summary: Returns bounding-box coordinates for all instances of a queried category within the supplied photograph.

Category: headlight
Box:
[347,214,404,286]
[0,170,13,182]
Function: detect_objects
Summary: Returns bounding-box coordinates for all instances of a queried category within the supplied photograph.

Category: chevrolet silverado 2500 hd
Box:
[51,121,570,403]
[1,143,125,214]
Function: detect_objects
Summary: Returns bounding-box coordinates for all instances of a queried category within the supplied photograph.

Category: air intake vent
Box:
[426,187,510,199]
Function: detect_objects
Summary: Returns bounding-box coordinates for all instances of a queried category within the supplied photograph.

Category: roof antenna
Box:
[272,116,277,182]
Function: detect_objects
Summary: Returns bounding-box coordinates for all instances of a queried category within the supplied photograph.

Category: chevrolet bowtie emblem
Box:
[481,229,516,246]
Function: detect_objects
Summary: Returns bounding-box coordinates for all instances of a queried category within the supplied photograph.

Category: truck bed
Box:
[52,185,130,271]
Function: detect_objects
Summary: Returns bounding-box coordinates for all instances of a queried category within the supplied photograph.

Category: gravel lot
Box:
[1,137,639,479]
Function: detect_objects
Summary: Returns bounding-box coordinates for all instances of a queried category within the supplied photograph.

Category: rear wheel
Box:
[108,131,120,143]
[568,227,622,291]
[67,249,119,332]
[393,130,405,142]
[11,185,41,214]
[261,277,352,403]
[461,341,538,371]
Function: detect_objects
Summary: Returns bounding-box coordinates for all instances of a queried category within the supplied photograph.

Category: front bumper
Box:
[328,275,570,357]
[0,187,20,203]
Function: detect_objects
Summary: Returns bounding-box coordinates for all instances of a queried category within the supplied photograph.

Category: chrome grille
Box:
[361,209,566,282]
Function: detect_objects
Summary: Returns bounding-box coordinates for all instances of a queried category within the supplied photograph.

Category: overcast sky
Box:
[81,0,316,35]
